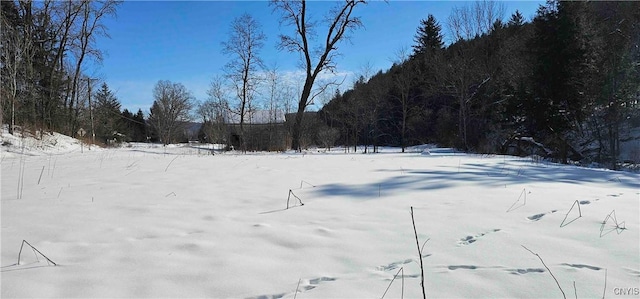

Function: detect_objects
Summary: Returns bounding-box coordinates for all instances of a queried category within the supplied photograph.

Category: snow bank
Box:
[1,128,88,158]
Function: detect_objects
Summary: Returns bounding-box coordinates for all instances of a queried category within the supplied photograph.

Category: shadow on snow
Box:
[311,160,639,199]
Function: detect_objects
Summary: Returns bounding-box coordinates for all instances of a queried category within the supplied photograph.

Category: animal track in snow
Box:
[246,276,337,299]
[507,268,545,275]
[309,276,336,284]
[458,229,501,246]
[444,265,504,271]
[623,268,640,277]
[527,213,545,221]
[296,277,337,293]
[245,293,285,299]
[377,254,432,274]
[527,210,558,221]
[377,259,413,271]
[561,263,602,271]
[448,265,478,270]
[442,265,547,275]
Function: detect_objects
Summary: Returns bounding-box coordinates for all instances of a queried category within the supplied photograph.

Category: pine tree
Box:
[508,10,525,27]
[528,1,588,163]
[133,109,147,142]
[93,83,122,144]
[118,108,146,142]
[121,109,134,141]
[412,14,444,56]
[586,1,640,168]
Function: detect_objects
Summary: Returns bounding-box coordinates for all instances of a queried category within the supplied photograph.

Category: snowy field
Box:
[1,132,639,298]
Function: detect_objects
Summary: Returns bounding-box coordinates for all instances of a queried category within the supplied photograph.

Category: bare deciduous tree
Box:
[148,80,194,145]
[271,0,366,151]
[222,13,266,152]
[264,65,282,124]
[68,0,119,136]
[1,4,25,134]
[447,0,505,42]
[445,0,500,149]
[200,75,231,146]
[392,47,419,153]
[47,0,83,131]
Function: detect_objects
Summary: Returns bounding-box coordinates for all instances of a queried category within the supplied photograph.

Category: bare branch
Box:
[309,74,347,105]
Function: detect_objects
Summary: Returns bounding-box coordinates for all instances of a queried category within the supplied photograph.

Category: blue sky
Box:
[90,0,545,114]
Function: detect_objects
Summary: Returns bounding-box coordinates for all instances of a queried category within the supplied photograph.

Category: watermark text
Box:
[614,287,639,296]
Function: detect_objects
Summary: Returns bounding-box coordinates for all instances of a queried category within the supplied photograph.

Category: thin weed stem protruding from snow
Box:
[126,160,138,170]
[294,277,301,299]
[573,281,577,299]
[381,267,404,299]
[506,188,527,212]
[410,206,427,299]
[420,238,430,255]
[286,189,304,209]
[600,210,626,237]
[521,245,566,299]
[560,200,582,228]
[607,177,621,183]
[299,180,316,189]
[51,158,57,179]
[37,166,44,185]
[17,158,26,199]
[516,166,525,176]
[17,240,57,266]
[165,156,179,172]
[602,268,607,299]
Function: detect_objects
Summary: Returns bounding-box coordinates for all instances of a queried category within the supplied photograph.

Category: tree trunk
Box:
[291,77,314,151]
[290,104,305,151]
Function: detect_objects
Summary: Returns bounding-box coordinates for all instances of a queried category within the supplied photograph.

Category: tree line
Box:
[0,0,192,146]
[321,1,640,168]
[1,0,120,138]
[3,1,638,169]
[1,0,366,150]
[196,0,366,152]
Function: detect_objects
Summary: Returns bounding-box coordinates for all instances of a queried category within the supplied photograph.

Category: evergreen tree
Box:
[412,14,444,56]
[317,1,638,168]
[528,1,588,163]
[507,10,525,27]
[93,83,122,144]
[133,109,147,142]
[586,1,640,168]
[121,109,134,141]
[119,108,146,142]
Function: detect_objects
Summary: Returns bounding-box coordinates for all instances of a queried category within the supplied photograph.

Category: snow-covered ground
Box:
[1,131,639,298]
